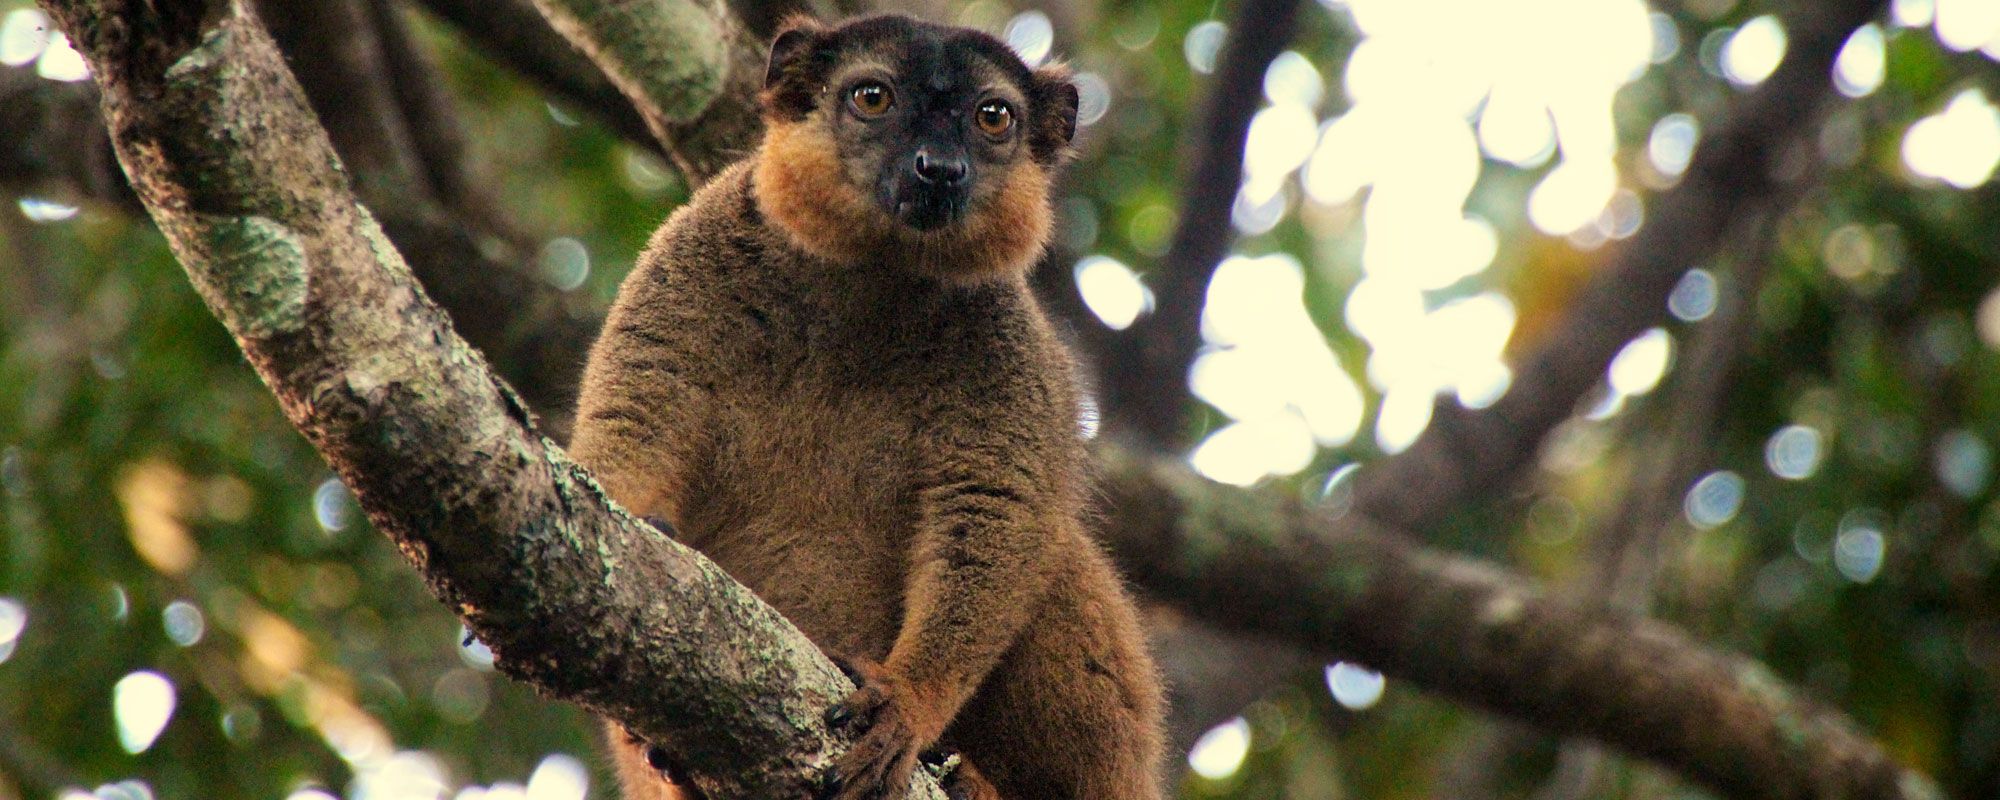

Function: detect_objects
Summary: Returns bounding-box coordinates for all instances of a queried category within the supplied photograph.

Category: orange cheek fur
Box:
[753,119,1054,283]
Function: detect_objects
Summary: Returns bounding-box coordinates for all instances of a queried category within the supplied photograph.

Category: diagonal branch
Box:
[1093,0,1304,447]
[1096,447,1937,800]
[1349,0,1889,534]
[34,1,940,796]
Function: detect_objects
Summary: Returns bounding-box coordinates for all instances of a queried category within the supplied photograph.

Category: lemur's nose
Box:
[914,148,968,186]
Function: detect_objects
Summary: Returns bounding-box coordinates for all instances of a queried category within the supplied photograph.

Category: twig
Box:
[1095,0,1305,448]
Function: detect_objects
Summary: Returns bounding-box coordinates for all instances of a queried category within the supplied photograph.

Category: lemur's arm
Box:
[822,391,1073,798]
[890,424,1062,726]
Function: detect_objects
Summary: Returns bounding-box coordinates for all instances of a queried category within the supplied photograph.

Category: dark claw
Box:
[918,746,955,768]
[642,515,678,537]
[816,767,843,800]
[825,702,853,729]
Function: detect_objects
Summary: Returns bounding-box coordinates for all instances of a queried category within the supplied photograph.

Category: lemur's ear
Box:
[765,16,825,88]
[763,16,829,120]
[1029,64,1080,162]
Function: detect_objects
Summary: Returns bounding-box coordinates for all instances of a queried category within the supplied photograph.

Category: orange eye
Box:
[975,100,1014,136]
[850,82,893,117]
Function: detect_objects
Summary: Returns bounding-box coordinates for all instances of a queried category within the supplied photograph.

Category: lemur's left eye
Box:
[975,100,1014,136]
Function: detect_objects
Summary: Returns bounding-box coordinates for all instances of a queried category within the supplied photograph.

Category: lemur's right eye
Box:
[850,82,894,117]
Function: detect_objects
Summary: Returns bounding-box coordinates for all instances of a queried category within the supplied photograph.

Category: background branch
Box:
[1349,0,1887,534]
[1097,447,1936,800]
[405,0,663,155]
[1093,0,1304,448]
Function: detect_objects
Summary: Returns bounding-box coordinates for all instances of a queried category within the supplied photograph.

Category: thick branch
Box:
[1350,0,1888,533]
[1095,0,1303,447]
[1096,447,1937,800]
[525,0,766,182]
[35,1,937,796]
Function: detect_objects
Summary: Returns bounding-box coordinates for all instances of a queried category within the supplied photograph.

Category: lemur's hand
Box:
[820,655,934,800]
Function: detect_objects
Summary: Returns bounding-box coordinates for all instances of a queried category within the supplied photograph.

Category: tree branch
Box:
[1094,0,1304,447]
[404,0,663,155]
[33,1,939,796]
[366,0,525,240]
[524,0,766,183]
[0,60,133,209]
[1349,0,1889,534]
[1095,446,1938,800]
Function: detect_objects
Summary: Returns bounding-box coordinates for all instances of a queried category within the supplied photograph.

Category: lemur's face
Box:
[760,16,1078,250]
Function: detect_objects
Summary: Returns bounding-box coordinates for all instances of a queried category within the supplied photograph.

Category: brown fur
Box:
[570,15,1163,800]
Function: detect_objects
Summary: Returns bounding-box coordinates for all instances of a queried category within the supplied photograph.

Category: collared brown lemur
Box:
[567,13,1166,800]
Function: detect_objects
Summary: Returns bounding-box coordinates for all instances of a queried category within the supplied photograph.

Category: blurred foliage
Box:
[3,0,1999,798]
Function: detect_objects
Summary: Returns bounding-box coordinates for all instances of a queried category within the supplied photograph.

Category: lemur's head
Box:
[753,14,1079,282]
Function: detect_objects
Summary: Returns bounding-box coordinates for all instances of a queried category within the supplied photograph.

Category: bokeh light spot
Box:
[1073,72,1112,127]
[1902,88,2000,189]
[35,31,88,81]
[1073,256,1152,331]
[18,197,79,223]
[1608,328,1673,397]
[1835,24,1886,97]
[1003,11,1054,67]
[1668,268,1719,321]
[1184,21,1228,74]
[1721,16,1787,87]
[113,671,177,754]
[1934,429,1992,498]
[162,600,205,647]
[0,9,51,66]
[1684,470,1746,529]
[1834,526,1886,583]
[1934,0,2000,51]
[0,597,24,664]
[525,754,589,800]
[459,625,497,671]
[537,237,590,292]
[1263,50,1325,108]
[1187,716,1251,780]
[1764,425,1825,480]
[1325,662,1387,710]
[314,478,354,533]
